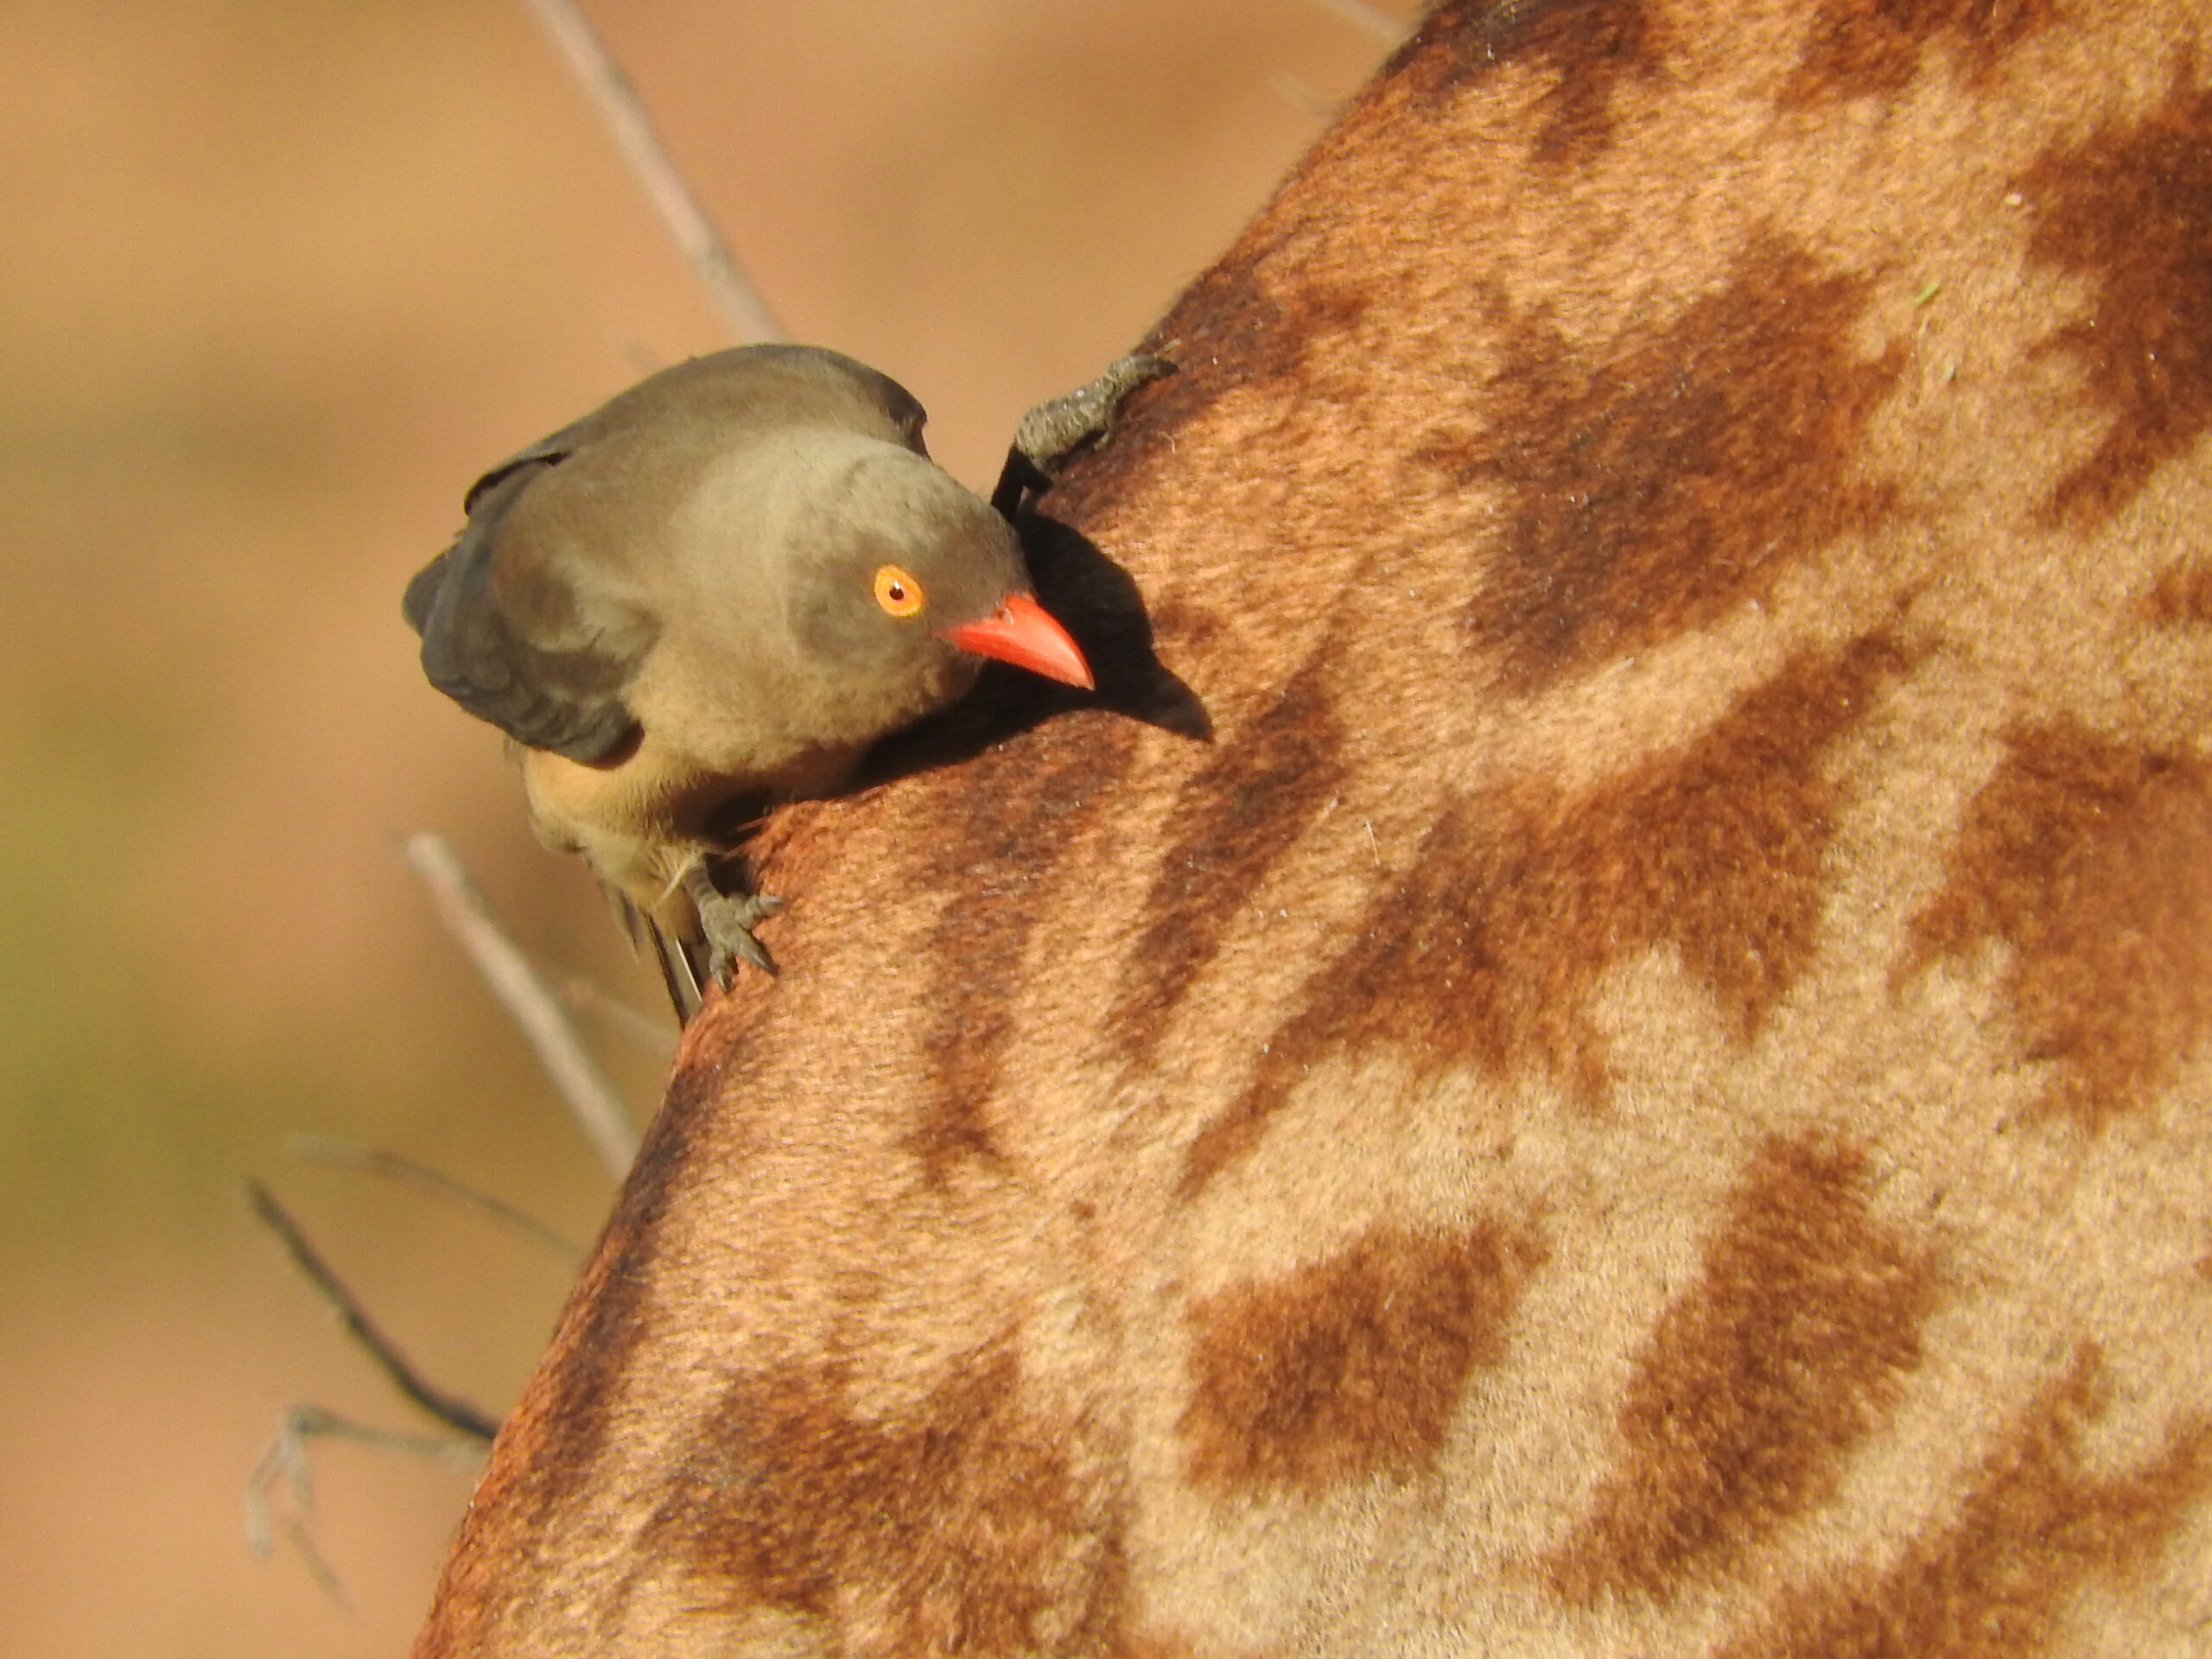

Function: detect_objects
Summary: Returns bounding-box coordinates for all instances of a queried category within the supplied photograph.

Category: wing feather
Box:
[404,345,931,766]
[404,449,655,764]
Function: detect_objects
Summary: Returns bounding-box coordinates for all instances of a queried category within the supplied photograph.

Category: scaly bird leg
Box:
[679,861,785,984]
[990,353,1175,521]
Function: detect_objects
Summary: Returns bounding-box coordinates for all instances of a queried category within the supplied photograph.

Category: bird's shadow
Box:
[849,511,1210,791]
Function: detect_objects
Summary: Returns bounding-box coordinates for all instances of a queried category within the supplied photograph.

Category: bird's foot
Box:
[993,353,1175,518]
[1014,353,1176,474]
[680,863,784,983]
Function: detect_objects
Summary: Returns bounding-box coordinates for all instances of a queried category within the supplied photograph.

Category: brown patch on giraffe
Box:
[1903,719,2212,1127]
[1718,1348,2212,1659]
[1187,634,1907,1189]
[1139,594,1229,659]
[1109,656,1347,1062]
[1020,256,1381,537]
[2196,1251,2212,1281]
[913,715,1141,1177]
[1415,0,1665,162]
[406,1031,768,1648]
[1179,1221,1547,1497]
[482,1042,734,1516]
[1785,0,2059,104]
[1435,243,1903,690]
[650,1339,1122,1655]
[2021,75,2212,524]
[1111,1637,1275,1659]
[1547,1136,1938,1604]
[2146,560,2212,626]
[993,242,1329,526]
[1087,251,1372,442]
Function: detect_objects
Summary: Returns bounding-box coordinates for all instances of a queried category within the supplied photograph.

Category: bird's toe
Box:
[1012,353,1176,476]
[697,900,778,982]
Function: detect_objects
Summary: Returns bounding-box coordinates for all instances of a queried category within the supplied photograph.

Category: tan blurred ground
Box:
[0,2,1403,1650]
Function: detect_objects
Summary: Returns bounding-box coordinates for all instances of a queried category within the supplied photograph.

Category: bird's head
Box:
[786,447,1093,704]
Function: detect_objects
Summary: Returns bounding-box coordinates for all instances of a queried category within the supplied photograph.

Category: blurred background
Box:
[0,0,1408,1651]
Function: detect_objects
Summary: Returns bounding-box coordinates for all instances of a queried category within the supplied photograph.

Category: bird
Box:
[404,342,1123,1011]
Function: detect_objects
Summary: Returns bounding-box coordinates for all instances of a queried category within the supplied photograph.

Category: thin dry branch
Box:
[286,1135,587,1264]
[1295,0,1414,48]
[246,1404,485,1607]
[538,960,678,1060]
[1269,70,1344,119]
[249,1179,502,1444]
[403,833,639,1179]
[517,0,787,343]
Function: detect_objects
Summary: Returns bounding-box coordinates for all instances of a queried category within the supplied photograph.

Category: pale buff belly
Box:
[517,734,867,934]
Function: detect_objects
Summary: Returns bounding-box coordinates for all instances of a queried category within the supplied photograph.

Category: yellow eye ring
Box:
[873,563,925,618]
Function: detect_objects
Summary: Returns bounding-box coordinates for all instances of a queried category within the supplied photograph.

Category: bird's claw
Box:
[1013,353,1176,477]
[683,867,782,982]
[992,353,1175,521]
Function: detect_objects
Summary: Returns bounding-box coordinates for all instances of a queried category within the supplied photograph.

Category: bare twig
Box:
[1268,70,1342,120]
[246,1404,484,1607]
[285,1136,587,1265]
[1295,0,1414,48]
[249,1180,503,1444]
[402,833,639,1179]
[538,960,679,1061]
[518,0,787,343]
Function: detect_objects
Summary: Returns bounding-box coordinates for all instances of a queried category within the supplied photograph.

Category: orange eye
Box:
[873,563,925,618]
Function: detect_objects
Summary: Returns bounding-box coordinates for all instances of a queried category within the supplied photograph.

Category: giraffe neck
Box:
[416,2,2212,1652]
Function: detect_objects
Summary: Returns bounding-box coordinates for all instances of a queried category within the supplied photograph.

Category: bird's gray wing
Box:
[403,437,658,765]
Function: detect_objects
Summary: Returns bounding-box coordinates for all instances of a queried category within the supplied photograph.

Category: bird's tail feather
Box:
[650,925,705,1026]
[607,886,703,1026]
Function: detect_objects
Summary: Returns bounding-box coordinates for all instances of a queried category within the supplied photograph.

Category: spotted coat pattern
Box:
[415,1,2212,1652]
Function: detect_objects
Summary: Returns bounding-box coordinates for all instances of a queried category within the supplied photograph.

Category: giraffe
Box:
[411,0,2212,1652]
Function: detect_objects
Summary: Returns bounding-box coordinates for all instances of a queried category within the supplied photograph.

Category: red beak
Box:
[936,591,1094,690]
